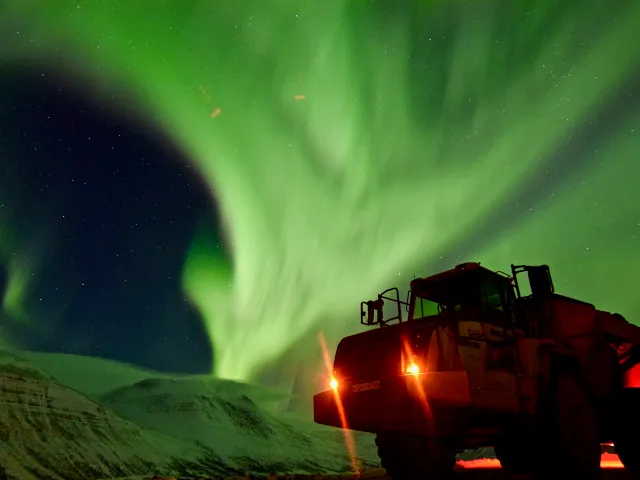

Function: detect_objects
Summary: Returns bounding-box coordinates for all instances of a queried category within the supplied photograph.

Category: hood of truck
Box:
[332,319,444,384]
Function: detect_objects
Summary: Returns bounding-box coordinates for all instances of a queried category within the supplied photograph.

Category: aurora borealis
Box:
[0,1,639,388]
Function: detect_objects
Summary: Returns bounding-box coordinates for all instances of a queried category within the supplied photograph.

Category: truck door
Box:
[457,322,520,413]
[457,279,520,413]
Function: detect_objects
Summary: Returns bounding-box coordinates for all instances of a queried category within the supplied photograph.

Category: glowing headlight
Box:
[406,363,420,375]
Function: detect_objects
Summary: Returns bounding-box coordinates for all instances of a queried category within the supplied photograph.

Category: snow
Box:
[0,351,198,480]
[0,350,379,479]
[18,352,181,397]
[100,375,378,473]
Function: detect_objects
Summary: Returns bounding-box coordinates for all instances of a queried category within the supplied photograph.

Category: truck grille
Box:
[332,323,439,384]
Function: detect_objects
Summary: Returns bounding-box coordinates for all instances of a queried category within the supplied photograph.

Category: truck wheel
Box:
[494,429,537,474]
[493,413,542,474]
[612,388,640,472]
[375,432,457,480]
[536,364,601,479]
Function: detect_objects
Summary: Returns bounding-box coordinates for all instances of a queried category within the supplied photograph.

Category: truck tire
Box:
[375,432,457,480]
[494,417,538,474]
[494,443,534,474]
[535,363,601,479]
[612,388,640,473]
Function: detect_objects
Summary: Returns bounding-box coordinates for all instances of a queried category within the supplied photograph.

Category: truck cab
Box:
[409,262,517,324]
[364,262,524,333]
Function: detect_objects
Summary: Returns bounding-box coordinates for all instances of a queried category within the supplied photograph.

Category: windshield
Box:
[413,295,441,318]
[415,277,483,309]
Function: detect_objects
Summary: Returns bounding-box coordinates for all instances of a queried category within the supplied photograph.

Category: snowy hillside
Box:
[19,351,181,397]
[0,351,201,480]
[0,350,378,479]
[100,376,378,474]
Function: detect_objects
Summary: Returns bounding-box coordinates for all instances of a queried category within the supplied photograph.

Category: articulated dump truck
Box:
[314,263,640,479]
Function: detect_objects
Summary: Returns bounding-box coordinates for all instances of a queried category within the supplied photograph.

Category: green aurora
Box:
[1,1,639,382]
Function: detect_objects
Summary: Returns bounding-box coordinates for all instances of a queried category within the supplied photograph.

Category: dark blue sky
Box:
[0,66,222,373]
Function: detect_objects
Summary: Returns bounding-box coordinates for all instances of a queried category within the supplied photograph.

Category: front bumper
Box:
[314,371,471,436]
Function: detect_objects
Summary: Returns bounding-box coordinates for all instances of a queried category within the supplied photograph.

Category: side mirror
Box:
[528,266,554,296]
[361,298,384,325]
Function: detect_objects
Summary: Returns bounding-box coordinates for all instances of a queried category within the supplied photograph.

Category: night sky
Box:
[0,67,219,373]
[0,1,639,390]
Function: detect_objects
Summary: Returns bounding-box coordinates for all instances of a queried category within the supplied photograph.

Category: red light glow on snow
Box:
[319,332,360,476]
[456,452,623,469]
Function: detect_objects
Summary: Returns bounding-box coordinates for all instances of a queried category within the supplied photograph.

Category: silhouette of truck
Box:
[314,262,640,479]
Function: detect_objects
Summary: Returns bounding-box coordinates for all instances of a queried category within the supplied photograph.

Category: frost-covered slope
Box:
[19,351,180,397]
[2,351,378,479]
[0,351,203,480]
[100,376,378,474]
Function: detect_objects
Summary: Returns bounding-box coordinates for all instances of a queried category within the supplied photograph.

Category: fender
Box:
[620,346,640,388]
[539,351,591,402]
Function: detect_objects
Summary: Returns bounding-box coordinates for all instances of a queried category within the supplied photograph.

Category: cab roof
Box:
[409,262,508,304]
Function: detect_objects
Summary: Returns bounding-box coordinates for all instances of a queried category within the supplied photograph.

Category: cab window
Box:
[484,279,515,328]
[414,296,440,318]
[484,280,505,311]
[482,278,515,328]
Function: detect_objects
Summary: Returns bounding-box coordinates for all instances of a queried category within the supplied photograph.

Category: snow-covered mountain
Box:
[0,351,196,480]
[19,351,182,397]
[100,375,378,473]
[0,350,378,480]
